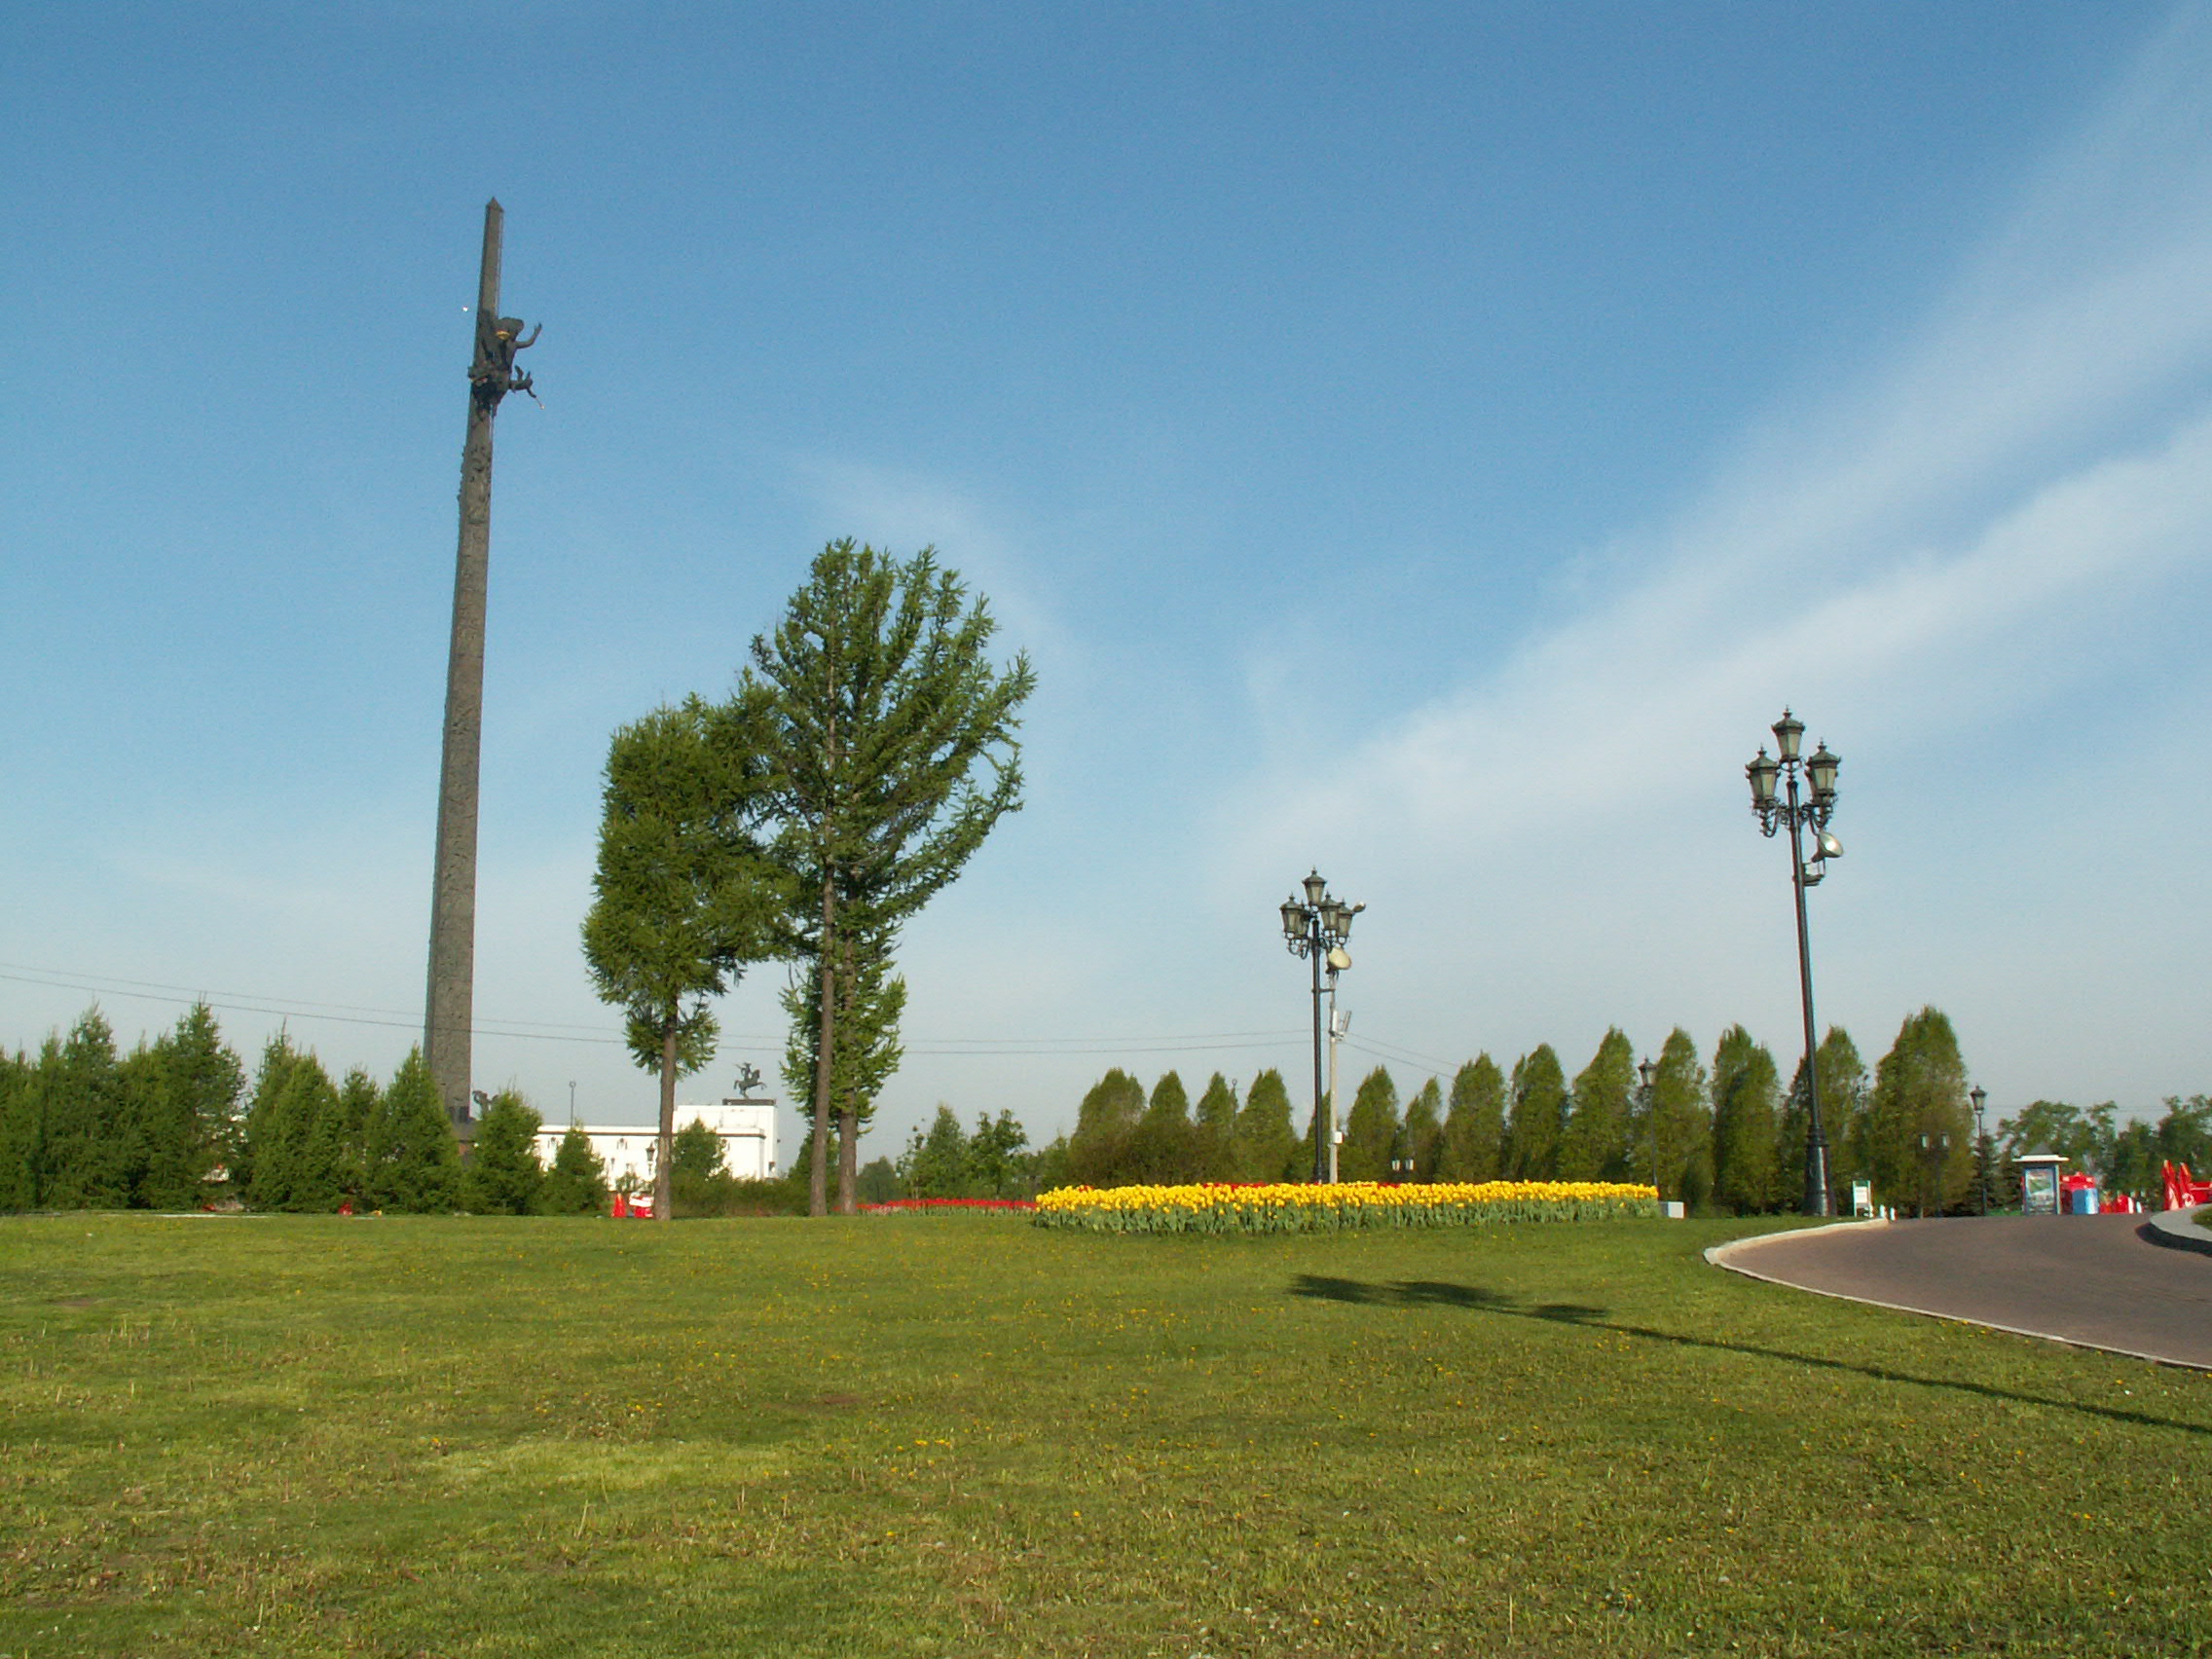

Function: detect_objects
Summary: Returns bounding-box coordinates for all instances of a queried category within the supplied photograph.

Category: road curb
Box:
[2141,1205,2212,1258]
[1703,1219,1883,1272]
[1704,1216,2211,1373]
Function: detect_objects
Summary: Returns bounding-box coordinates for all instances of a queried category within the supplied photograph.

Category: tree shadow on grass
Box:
[1288,1274,2212,1438]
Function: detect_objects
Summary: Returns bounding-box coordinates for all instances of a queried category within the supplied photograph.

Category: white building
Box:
[532,1098,779,1191]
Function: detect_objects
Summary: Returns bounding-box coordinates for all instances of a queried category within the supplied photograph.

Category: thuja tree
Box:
[0,1005,244,1211]
[466,1090,544,1214]
[362,1050,461,1213]
[584,697,780,1222]
[740,541,1034,1216]
[537,1125,608,1215]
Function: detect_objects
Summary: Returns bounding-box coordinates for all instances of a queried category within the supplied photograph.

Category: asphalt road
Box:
[1711,1213,2212,1369]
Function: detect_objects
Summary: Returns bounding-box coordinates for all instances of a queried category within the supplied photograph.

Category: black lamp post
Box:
[1638,1055,1657,1193]
[1746,709,1843,1217]
[1971,1085,1989,1216]
[1281,870,1362,1185]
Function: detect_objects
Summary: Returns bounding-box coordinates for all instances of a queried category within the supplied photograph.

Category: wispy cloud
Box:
[1226,5,2212,866]
[1193,6,2212,1104]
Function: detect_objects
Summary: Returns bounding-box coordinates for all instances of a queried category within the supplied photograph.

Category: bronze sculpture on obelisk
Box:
[426,200,537,1126]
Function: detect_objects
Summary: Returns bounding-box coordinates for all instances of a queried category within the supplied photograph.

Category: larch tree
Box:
[739,541,1034,1216]
[583,697,780,1223]
[778,926,906,1195]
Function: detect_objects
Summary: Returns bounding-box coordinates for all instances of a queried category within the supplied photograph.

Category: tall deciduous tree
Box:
[1402,1077,1445,1180]
[1439,1055,1506,1182]
[584,697,778,1222]
[969,1110,1030,1198]
[1069,1069,1146,1186]
[1504,1047,1567,1181]
[1647,1028,1711,1207]
[900,1105,974,1198]
[1788,1026,1865,1200]
[1711,1024,1783,1214]
[1126,1072,1196,1184]
[1559,1029,1637,1183]
[1231,1068,1301,1182]
[741,541,1034,1216]
[1341,1066,1400,1182]
[1193,1073,1239,1182]
[1866,1008,1972,1216]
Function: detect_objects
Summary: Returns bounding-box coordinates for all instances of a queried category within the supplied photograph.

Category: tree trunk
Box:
[655,1012,678,1222]
[810,873,835,1217]
[836,933,860,1214]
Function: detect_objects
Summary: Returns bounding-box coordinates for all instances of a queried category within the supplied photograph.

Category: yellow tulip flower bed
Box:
[1034,1178,1659,1234]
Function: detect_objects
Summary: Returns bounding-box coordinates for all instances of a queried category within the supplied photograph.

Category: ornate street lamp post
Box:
[1971,1085,1990,1216]
[1281,871,1363,1184]
[1746,710,1843,1217]
[1638,1054,1657,1193]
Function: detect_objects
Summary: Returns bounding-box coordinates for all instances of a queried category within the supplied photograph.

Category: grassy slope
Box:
[1,1212,2206,1657]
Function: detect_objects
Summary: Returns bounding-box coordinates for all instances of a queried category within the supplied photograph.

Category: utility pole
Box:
[426,200,537,1127]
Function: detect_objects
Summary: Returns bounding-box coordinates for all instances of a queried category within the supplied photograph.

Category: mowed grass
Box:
[2,1213,2207,1658]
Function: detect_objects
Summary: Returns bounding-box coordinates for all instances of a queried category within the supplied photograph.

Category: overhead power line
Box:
[0,962,1309,1061]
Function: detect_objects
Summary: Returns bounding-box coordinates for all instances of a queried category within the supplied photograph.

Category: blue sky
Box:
[7,2,2210,1159]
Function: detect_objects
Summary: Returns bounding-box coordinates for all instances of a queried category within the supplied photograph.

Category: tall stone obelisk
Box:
[426,200,535,1126]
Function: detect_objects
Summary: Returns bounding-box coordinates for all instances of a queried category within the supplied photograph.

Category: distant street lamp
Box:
[1638,1055,1657,1193]
[1746,709,1844,1217]
[1971,1085,1990,1216]
[1281,871,1363,1185]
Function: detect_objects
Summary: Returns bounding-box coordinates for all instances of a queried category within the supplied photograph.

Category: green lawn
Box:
[2,1211,2206,1657]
